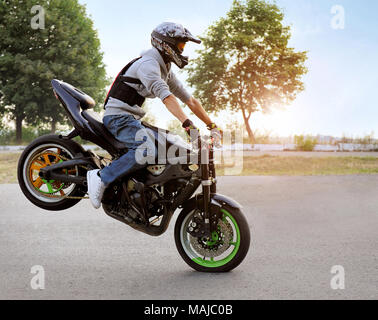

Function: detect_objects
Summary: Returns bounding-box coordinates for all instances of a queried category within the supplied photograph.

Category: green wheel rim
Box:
[36,178,65,195]
[192,209,241,268]
[33,159,65,195]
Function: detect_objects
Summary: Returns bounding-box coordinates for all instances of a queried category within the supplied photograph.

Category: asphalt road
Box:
[0,175,377,300]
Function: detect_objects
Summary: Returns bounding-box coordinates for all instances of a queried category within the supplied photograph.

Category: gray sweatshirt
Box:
[104,47,191,119]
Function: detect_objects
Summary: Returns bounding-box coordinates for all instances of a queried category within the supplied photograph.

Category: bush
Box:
[0,128,14,145]
[0,127,51,145]
[294,135,318,151]
[357,132,375,145]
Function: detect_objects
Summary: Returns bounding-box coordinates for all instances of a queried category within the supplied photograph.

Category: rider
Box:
[87,22,222,209]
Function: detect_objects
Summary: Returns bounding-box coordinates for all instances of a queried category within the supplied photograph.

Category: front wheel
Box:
[174,203,251,272]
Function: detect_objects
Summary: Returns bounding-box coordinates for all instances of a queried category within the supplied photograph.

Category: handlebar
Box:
[194,134,222,150]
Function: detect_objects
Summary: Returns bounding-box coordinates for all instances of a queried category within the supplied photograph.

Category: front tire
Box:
[174,201,251,272]
[17,135,87,211]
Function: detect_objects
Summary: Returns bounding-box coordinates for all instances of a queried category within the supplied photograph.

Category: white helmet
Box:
[151,22,201,69]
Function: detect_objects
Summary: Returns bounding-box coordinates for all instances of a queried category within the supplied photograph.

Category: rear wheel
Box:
[175,202,251,272]
[18,135,87,211]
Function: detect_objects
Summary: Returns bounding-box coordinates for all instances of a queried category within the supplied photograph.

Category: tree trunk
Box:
[51,120,56,134]
[15,116,23,144]
[241,108,255,145]
[244,119,255,145]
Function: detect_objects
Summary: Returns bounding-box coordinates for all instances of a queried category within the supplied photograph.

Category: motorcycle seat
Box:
[81,110,129,150]
[60,81,96,110]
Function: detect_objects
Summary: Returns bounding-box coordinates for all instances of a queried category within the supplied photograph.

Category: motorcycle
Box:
[17,79,251,272]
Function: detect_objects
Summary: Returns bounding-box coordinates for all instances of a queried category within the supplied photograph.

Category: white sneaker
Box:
[87,169,106,209]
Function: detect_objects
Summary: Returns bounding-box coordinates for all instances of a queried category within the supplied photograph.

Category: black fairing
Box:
[59,81,95,109]
[211,194,242,209]
[52,79,128,156]
[182,193,242,213]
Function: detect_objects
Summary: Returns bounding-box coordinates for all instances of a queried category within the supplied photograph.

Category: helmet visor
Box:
[177,41,186,53]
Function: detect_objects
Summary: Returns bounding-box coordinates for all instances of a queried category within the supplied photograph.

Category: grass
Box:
[1,152,378,184]
[216,155,378,176]
[0,152,20,184]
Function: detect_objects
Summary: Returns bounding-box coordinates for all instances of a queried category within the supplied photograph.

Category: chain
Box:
[44,194,90,200]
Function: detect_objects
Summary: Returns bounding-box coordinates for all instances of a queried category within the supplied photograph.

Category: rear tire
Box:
[174,201,251,272]
[17,135,87,211]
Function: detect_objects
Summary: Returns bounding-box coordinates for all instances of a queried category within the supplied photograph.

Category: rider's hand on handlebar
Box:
[207,123,223,147]
[182,119,200,144]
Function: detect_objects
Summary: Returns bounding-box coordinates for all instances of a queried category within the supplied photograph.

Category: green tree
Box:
[294,135,317,151]
[142,102,157,125]
[167,119,187,140]
[0,0,107,143]
[186,0,308,144]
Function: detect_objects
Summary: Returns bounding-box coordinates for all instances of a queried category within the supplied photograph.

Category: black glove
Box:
[182,119,200,143]
[207,123,223,147]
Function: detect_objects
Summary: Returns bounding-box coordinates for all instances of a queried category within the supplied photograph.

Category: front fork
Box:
[201,144,217,235]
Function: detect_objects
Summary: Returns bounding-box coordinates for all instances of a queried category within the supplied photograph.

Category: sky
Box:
[79,0,378,138]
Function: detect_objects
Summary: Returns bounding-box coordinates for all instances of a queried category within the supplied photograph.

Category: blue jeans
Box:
[100,114,157,186]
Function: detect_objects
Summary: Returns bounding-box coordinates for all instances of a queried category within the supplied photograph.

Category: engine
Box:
[126,178,164,220]
[102,176,188,225]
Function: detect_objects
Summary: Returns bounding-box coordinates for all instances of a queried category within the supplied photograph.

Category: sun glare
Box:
[211,105,299,138]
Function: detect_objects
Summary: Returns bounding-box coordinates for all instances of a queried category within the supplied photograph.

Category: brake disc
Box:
[189,218,234,258]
